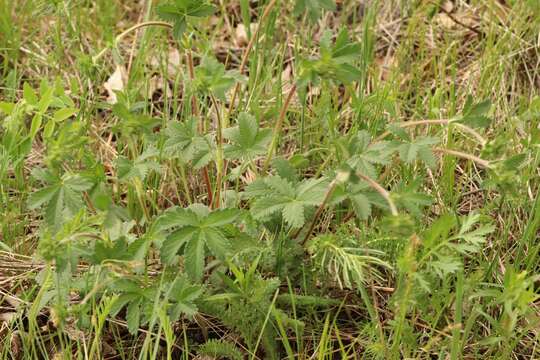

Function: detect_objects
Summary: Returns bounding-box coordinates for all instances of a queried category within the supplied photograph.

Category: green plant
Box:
[156,204,240,280]
[1,0,539,359]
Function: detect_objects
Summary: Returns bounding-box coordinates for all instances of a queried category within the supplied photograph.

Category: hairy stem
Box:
[185,48,214,206]
[92,21,172,64]
[299,179,338,245]
[356,172,399,216]
[434,147,492,168]
[263,83,297,172]
[374,119,486,146]
[210,94,224,209]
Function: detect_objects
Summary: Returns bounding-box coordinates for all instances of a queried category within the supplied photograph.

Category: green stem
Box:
[211,94,224,209]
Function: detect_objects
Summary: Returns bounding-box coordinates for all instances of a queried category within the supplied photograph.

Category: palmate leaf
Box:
[28,171,94,230]
[224,112,271,161]
[331,180,383,220]
[162,118,215,167]
[168,275,203,320]
[297,29,361,96]
[109,275,202,334]
[449,213,495,254]
[340,130,394,179]
[294,0,336,21]
[117,147,161,182]
[194,57,244,100]
[246,175,328,228]
[109,278,157,334]
[421,212,494,283]
[157,204,241,281]
[156,0,217,39]
[392,181,433,217]
[385,124,440,167]
[397,137,439,168]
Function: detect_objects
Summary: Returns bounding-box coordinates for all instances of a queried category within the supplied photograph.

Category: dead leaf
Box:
[0,312,17,323]
[441,1,454,13]
[146,75,172,99]
[234,23,258,47]
[281,64,292,83]
[435,13,455,29]
[10,331,21,358]
[103,65,126,104]
[235,24,248,47]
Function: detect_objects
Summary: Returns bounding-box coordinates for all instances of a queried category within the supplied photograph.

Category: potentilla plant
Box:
[6,0,537,359]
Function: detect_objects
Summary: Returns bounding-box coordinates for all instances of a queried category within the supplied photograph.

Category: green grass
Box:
[1,0,539,359]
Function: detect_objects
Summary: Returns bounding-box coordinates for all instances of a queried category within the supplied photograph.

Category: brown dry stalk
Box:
[185,49,214,206]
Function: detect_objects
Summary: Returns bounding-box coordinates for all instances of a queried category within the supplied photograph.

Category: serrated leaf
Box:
[194,57,244,100]
[431,255,462,277]
[282,201,305,228]
[203,208,240,227]
[294,0,336,20]
[126,300,141,334]
[251,195,290,221]
[156,0,216,39]
[460,98,492,128]
[155,207,200,231]
[351,193,372,220]
[161,227,199,264]
[224,112,271,161]
[157,204,238,281]
[169,275,202,320]
[265,176,296,198]
[397,136,439,167]
[248,175,328,228]
[184,234,205,281]
[202,227,230,259]
[116,148,160,182]
[28,185,59,209]
[28,173,93,230]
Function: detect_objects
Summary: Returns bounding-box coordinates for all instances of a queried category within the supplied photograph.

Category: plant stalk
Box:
[263,83,297,172]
